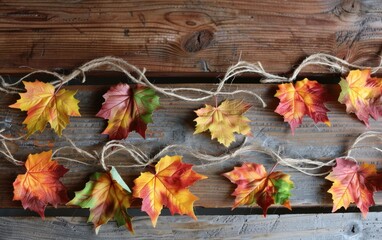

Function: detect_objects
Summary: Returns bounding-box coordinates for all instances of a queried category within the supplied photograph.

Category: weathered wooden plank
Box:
[0,83,381,211]
[1,0,382,74]
[0,213,381,239]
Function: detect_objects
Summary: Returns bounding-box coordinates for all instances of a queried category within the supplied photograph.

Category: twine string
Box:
[2,53,381,107]
[0,57,266,107]
[0,53,381,173]
[347,131,382,158]
[260,53,382,83]
[0,130,380,176]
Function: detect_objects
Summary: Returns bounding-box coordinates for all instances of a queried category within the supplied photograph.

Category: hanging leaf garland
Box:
[338,69,382,126]
[223,162,294,216]
[13,150,69,218]
[2,54,382,232]
[9,80,80,137]
[274,78,330,134]
[194,99,252,147]
[67,167,133,234]
[133,155,207,227]
[325,158,382,217]
[96,83,160,140]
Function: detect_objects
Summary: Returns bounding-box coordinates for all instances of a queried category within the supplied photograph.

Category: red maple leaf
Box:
[274,78,330,134]
[13,150,69,218]
[326,158,382,217]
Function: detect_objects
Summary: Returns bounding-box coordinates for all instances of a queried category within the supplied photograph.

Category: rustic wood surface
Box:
[0,213,381,239]
[1,1,382,238]
[0,83,381,210]
[1,0,382,74]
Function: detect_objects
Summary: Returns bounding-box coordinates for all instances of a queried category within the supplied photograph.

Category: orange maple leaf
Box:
[274,78,330,134]
[338,69,382,125]
[13,150,69,218]
[96,83,160,140]
[67,167,133,234]
[194,99,252,147]
[9,80,80,137]
[325,158,382,217]
[223,163,294,216]
[133,155,207,227]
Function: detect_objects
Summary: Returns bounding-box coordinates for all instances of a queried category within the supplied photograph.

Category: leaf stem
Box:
[269,161,279,174]
[55,79,64,94]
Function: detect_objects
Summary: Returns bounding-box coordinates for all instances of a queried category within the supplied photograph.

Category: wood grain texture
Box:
[1,0,382,74]
[0,213,381,239]
[0,83,381,211]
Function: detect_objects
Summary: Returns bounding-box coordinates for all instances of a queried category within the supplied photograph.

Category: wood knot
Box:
[345,221,362,237]
[183,30,214,53]
[332,0,362,22]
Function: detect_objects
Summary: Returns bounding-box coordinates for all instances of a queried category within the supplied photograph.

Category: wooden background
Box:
[1,0,382,74]
[1,0,382,239]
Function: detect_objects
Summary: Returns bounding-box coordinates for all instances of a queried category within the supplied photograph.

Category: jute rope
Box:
[0,130,380,176]
[0,56,266,107]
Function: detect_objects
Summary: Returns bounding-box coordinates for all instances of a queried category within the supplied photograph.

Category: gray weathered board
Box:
[0,213,381,239]
[0,84,381,209]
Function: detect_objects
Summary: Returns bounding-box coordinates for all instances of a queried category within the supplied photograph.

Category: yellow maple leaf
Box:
[194,99,251,147]
[338,69,382,125]
[133,155,207,227]
[9,80,80,136]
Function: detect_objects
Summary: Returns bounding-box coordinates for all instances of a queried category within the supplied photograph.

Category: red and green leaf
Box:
[67,167,133,234]
[96,83,160,140]
[223,163,294,216]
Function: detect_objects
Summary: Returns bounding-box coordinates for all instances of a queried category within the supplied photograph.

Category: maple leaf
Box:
[9,80,80,137]
[194,99,252,147]
[274,78,330,134]
[338,69,382,126]
[325,158,382,217]
[223,163,294,216]
[67,167,133,234]
[133,155,207,227]
[96,83,160,140]
[13,150,69,218]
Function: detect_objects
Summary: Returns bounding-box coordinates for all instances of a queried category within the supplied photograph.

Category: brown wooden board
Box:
[1,0,382,74]
[0,84,381,210]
